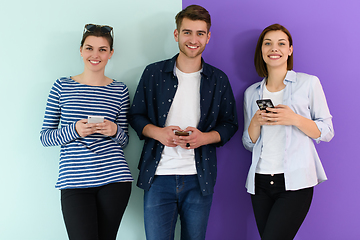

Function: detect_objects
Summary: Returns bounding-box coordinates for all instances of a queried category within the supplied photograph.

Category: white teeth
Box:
[187,45,198,49]
[269,56,280,59]
[90,60,100,63]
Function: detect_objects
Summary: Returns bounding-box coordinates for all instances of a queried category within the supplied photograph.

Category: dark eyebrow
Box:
[85,44,108,49]
[263,38,287,41]
[182,29,207,34]
[182,29,192,32]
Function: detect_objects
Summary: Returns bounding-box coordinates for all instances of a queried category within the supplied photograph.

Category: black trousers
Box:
[251,174,313,240]
[61,182,131,240]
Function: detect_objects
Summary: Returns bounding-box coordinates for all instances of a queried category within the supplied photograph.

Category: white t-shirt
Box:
[155,67,201,175]
[256,85,286,174]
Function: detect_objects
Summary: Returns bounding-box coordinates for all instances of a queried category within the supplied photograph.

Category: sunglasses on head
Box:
[84,24,113,36]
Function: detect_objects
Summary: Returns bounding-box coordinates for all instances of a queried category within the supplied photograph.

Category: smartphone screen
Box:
[256,99,274,112]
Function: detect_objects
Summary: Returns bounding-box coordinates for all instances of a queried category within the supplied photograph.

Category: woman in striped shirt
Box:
[40,24,133,240]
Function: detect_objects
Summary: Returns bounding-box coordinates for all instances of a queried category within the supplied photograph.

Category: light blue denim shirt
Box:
[242,70,334,194]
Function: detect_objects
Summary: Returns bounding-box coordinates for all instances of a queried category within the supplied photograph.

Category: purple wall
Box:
[182,0,360,239]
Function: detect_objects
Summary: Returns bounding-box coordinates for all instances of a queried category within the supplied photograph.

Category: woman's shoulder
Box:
[110,80,129,91]
[57,76,73,83]
[49,77,73,90]
[51,77,76,88]
[111,79,127,87]
[289,70,320,83]
[245,80,262,95]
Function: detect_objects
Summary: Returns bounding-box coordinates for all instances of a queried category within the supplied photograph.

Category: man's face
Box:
[174,18,211,60]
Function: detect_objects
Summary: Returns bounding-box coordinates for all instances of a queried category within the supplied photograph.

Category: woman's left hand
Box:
[263,104,299,126]
[94,119,118,136]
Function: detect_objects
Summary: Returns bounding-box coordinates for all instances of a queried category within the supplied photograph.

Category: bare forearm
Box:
[202,131,221,145]
[294,115,321,139]
[248,119,261,143]
[142,124,161,140]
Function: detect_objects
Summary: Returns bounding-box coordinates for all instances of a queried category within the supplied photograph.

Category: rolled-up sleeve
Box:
[309,76,334,143]
[242,83,260,152]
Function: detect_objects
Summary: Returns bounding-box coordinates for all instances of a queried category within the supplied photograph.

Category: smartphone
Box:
[87,115,104,124]
[256,99,274,112]
[174,131,190,136]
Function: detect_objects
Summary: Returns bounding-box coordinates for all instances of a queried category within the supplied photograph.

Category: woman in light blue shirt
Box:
[242,24,334,240]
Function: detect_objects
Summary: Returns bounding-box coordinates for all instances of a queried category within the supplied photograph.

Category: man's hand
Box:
[175,127,220,149]
[143,124,182,147]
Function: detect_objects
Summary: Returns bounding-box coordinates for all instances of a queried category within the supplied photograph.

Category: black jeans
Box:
[61,182,131,240]
[251,174,313,240]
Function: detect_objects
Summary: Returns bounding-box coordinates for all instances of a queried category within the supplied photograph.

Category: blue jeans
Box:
[144,175,213,240]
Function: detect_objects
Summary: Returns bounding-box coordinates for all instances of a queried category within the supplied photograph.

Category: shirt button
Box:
[270,181,274,185]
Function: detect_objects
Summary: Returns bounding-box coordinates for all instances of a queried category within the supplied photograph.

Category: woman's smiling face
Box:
[261,30,293,70]
[80,36,114,72]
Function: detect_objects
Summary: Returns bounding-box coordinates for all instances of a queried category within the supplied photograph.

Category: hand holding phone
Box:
[87,115,104,124]
[174,130,190,136]
[256,99,274,113]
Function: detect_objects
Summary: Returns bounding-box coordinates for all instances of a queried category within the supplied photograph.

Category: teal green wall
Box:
[0,1,181,239]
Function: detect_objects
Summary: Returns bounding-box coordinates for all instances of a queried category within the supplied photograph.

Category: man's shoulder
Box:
[202,61,226,74]
[202,62,229,81]
[144,55,177,72]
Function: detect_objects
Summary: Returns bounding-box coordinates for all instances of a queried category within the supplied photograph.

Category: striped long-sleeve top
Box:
[40,77,133,189]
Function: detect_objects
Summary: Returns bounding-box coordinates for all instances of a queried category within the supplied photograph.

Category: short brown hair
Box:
[254,24,293,77]
[175,5,211,33]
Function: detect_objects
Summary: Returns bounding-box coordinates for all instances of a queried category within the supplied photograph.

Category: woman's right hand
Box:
[75,119,96,137]
[251,109,268,127]
[248,110,267,143]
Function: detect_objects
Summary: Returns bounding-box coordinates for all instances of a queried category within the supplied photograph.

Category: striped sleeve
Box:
[40,79,79,147]
[111,84,130,147]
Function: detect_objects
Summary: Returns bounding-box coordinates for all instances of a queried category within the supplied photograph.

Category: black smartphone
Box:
[256,99,274,112]
[174,131,190,136]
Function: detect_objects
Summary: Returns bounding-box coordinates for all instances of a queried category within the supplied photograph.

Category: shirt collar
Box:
[257,70,296,96]
[164,54,210,77]
[284,70,297,83]
[259,70,297,87]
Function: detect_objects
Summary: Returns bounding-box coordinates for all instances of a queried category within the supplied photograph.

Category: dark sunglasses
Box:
[84,24,113,37]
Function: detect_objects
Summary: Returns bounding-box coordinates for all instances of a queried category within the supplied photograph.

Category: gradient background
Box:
[0,0,359,239]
